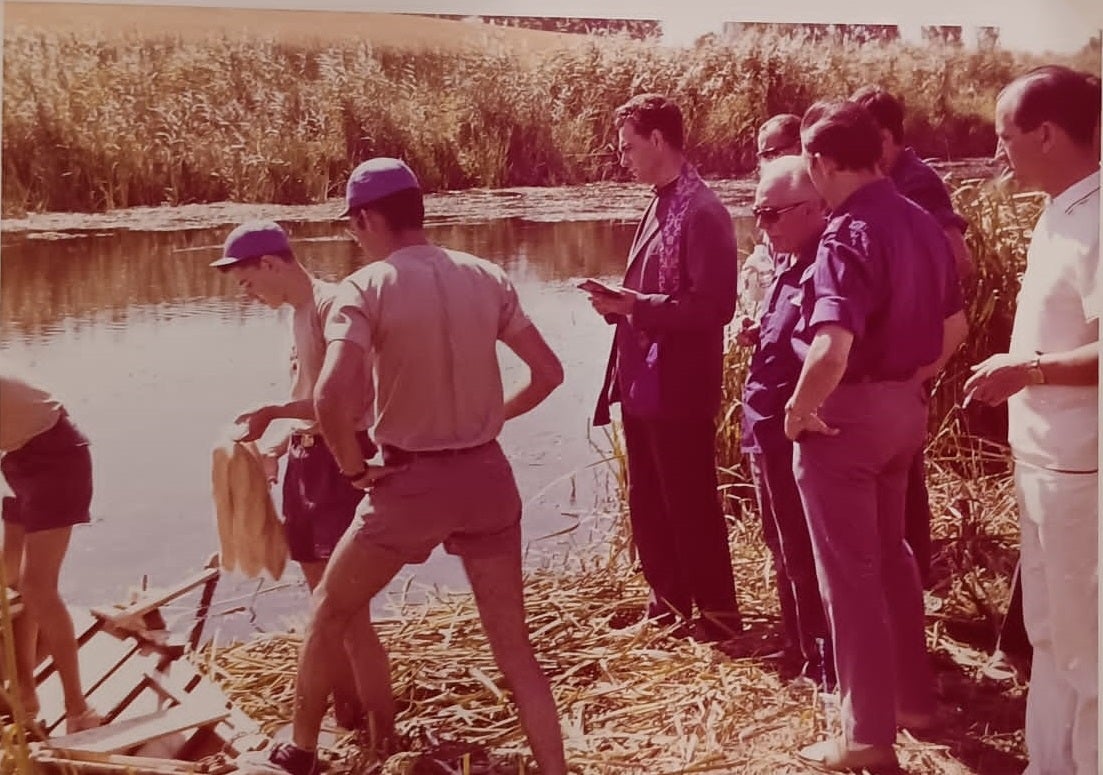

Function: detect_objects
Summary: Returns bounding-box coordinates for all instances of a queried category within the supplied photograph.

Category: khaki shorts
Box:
[353,441,521,563]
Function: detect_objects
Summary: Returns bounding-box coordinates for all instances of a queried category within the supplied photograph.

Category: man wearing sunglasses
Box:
[739,155,834,691]
[756,113,802,164]
[787,100,968,771]
[737,115,805,332]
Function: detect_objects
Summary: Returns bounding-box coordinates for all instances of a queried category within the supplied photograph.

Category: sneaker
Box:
[236,742,322,775]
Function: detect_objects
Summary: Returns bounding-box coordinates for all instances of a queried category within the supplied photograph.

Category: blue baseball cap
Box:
[339,157,420,217]
[210,220,291,268]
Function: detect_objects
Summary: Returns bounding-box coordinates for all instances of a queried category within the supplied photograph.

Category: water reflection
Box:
[0,211,761,641]
[1,218,651,337]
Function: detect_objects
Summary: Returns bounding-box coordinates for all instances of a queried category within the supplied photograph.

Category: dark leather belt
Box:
[381,439,496,466]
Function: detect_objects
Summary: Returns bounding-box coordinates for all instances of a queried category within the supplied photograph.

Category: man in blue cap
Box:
[210,218,376,731]
[237,159,568,775]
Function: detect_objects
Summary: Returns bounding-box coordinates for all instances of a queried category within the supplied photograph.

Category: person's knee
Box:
[18,573,63,609]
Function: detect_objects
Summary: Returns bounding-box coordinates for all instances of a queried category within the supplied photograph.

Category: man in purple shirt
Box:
[739,155,833,688]
[851,85,975,589]
[786,100,967,771]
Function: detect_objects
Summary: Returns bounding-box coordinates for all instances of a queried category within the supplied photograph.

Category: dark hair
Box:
[800,100,883,172]
[215,249,294,273]
[849,85,905,144]
[614,94,685,151]
[757,114,802,147]
[1002,65,1102,148]
[351,188,425,232]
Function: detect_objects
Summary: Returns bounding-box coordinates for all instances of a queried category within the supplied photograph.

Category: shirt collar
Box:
[1049,169,1101,215]
[834,177,895,215]
[887,147,918,179]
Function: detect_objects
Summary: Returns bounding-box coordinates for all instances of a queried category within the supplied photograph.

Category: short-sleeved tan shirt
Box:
[324,245,531,451]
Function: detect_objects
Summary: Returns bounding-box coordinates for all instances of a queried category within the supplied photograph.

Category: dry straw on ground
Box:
[192,441,1025,775]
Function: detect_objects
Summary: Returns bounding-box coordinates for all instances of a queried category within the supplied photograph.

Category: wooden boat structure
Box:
[2,555,269,774]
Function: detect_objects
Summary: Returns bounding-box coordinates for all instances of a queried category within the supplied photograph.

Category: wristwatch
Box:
[1026,353,1046,385]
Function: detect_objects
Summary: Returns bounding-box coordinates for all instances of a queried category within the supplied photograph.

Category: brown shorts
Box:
[2,411,93,534]
[353,441,521,564]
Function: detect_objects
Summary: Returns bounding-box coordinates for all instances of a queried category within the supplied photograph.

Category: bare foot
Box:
[18,691,40,720]
[65,707,104,734]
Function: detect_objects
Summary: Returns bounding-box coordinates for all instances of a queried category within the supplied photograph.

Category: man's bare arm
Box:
[500,323,564,421]
[233,399,316,442]
[945,226,975,282]
[916,310,968,383]
[314,340,370,475]
[784,325,853,440]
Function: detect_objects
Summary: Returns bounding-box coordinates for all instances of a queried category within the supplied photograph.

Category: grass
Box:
[3,13,1098,215]
[184,449,1024,774]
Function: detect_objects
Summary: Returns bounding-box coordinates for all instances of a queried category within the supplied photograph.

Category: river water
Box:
[0,163,993,642]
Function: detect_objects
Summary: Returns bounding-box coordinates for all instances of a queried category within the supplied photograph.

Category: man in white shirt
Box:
[965,65,1100,775]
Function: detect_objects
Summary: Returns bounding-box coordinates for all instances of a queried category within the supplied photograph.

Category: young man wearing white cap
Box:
[237,158,568,775]
[210,220,376,730]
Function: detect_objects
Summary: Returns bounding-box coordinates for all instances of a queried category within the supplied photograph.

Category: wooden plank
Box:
[45,701,230,754]
[63,652,165,732]
[154,660,261,758]
[90,569,220,630]
[31,747,202,774]
[37,631,140,733]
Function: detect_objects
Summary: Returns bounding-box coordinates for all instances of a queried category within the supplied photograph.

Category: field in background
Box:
[2,2,583,51]
[3,5,1099,215]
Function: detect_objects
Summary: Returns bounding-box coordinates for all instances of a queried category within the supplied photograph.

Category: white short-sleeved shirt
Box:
[324,244,531,451]
[1007,170,1100,472]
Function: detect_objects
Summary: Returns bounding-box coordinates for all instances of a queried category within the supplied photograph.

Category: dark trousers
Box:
[905,448,933,586]
[749,424,832,679]
[622,413,740,623]
[997,560,1032,660]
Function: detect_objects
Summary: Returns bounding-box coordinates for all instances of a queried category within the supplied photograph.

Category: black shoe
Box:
[691,612,744,643]
[236,741,323,775]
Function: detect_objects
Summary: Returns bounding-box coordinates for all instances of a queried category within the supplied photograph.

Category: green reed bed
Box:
[3,26,1091,215]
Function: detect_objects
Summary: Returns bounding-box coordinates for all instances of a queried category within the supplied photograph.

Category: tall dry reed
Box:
[3,26,1092,215]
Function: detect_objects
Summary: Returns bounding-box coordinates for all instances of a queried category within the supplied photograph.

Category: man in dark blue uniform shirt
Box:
[851,85,975,590]
[739,155,833,688]
[786,100,968,771]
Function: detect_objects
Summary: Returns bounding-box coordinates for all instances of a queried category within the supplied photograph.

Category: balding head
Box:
[758,155,820,203]
[753,155,825,255]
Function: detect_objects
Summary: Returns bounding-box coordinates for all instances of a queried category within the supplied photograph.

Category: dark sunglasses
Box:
[757,142,799,161]
[752,201,809,226]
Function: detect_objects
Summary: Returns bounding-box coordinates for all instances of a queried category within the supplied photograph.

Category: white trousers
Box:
[1015,463,1098,775]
